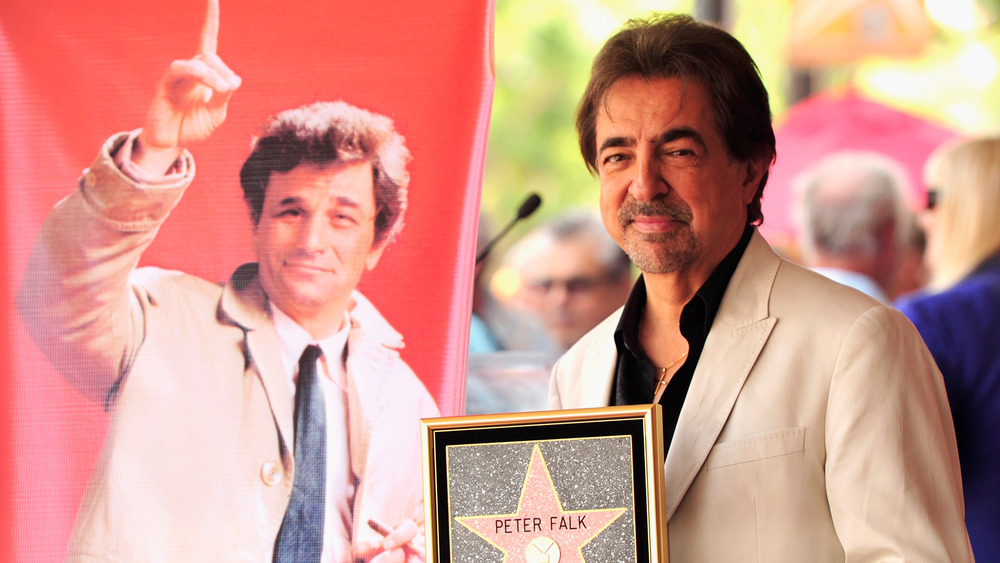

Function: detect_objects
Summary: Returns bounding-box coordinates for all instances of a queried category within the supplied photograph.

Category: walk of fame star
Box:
[456,445,627,562]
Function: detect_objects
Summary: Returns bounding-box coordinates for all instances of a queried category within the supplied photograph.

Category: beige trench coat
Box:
[18,133,439,561]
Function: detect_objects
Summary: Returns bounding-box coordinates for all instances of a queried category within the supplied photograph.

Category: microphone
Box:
[475,193,542,265]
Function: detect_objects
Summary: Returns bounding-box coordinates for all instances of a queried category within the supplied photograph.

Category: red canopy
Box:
[760,89,959,244]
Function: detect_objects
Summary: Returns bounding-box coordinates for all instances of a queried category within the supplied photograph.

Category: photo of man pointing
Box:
[16,1,438,560]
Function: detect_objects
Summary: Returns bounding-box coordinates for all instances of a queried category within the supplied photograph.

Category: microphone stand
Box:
[475,193,542,265]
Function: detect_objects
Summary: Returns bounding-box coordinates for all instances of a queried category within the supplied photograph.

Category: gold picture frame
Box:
[421,404,668,562]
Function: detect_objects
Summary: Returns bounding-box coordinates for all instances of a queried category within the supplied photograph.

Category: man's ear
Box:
[250,217,261,258]
[742,157,768,205]
[366,239,389,271]
[248,203,261,234]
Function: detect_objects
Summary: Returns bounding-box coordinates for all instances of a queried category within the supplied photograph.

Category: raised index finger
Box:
[198,0,220,55]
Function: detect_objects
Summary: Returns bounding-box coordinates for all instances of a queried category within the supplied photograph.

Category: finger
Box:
[381,519,418,549]
[199,52,242,91]
[198,0,220,55]
[369,548,405,563]
[403,541,425,560]
[166,58,237,95]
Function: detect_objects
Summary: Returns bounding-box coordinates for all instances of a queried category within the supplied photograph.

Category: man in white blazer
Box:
[550,13,973,561]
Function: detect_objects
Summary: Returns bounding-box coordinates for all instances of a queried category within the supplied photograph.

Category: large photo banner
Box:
[2,0,493,559]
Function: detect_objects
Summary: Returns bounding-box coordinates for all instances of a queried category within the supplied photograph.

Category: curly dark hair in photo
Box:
[239,100,411,244]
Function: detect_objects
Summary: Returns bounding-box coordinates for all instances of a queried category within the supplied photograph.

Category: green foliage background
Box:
[483,0,693,232]
[482,0,1000,239]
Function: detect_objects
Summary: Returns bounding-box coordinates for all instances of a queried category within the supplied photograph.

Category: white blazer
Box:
[550,231,972,562]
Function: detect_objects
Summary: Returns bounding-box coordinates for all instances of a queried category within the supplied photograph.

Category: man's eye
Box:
[602,153,627,165]
[332,213,359,226]
[277,208,301,217]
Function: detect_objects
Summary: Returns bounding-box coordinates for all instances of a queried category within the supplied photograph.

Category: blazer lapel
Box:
[559,312,621,409]
[246,326,294,449]
[662,232,780,519]
[580,336,619,406]
[219,263,295,452]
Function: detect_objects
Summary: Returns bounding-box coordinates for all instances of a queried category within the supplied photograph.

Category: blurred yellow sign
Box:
[790,0,934,67]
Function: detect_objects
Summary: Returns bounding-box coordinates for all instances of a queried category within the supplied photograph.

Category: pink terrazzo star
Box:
[456,445,626,562]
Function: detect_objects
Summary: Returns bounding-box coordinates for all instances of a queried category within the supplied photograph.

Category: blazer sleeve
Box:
[16,132,193,406]
[548,354,568,410]
[824,305,973,561]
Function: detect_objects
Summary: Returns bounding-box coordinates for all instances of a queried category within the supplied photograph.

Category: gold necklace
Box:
[652,350,688,404]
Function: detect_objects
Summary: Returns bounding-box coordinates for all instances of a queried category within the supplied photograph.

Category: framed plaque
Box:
[421,404,667,562]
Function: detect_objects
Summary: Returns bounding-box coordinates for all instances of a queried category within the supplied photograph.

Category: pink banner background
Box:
[1,0,494,558]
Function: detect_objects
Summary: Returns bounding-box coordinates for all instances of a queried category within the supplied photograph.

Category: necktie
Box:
[274,344,326,562]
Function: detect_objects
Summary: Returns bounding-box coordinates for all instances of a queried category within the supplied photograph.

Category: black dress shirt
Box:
[612,226,754,455]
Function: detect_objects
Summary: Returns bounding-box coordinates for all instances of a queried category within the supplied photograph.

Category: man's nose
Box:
[546,283,572,305]
[628,152,666,202]
[298,214,328,251]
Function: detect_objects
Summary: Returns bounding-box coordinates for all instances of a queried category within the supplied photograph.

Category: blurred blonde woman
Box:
[895,135,1000,561]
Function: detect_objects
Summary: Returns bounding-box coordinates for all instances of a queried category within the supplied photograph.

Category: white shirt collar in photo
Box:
[270,304,351,391]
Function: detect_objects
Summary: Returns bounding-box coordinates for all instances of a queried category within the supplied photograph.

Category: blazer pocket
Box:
[706,426,806,470]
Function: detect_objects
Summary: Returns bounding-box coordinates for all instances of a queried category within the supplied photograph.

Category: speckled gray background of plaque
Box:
[445,436,637,562]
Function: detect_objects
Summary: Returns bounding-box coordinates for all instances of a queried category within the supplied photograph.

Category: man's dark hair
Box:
[576,13,776,225]
[239,100,411,244]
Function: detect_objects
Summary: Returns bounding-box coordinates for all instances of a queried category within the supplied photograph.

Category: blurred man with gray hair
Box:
[514,210,634,350]
[794,150,917,303]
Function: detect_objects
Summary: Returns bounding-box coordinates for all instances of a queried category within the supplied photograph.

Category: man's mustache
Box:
[618,198,693,226]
